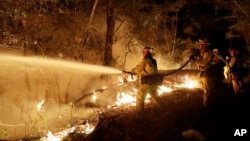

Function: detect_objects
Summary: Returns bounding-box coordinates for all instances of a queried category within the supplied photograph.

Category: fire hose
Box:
[122,58,193,85]
[74,50,230,106]
[74,58,192,105]
[160,58,192,76]
[123,58,192,77]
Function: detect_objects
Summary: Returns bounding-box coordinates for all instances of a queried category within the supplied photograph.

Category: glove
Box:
[189,55,195,61]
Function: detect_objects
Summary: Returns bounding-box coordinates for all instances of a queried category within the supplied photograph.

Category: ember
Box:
[174,75,201,89]
[8,71,202,141]
[115,91,136,105]
[45,72,202,140]
[113,74,201,107]
[41,121,95,141]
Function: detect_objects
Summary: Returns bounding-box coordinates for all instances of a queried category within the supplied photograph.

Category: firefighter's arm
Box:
[131,59,146,74]
[228,56,236,68]
[228,56,236,74]
[194,52,213,66]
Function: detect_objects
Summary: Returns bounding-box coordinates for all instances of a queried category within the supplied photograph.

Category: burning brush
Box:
[39,68,201,141]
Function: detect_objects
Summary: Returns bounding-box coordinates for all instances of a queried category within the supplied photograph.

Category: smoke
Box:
[112,38,189,71]
[115,47,186,71]
[0,54,121,139]
[111,18,191,71]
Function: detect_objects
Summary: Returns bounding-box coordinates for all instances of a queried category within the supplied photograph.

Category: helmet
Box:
[143,46,155,55]
[228,47,239,54]
[212,48,218,53]
[196,39,206,45]
[196,39,210,46]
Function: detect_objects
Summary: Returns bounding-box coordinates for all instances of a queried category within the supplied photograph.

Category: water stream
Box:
[0,54,122,140]
[0,54,122,74]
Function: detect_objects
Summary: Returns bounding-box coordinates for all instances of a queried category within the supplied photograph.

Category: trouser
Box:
[231,74,245,95]
[200,76,223,108]
[136,84,167,113]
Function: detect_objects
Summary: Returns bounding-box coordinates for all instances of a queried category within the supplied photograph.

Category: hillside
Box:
[86,90,250,141]
[67,74,250,141]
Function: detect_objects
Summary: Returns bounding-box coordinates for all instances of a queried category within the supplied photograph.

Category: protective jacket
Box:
[194,49,224,107]
[228,54,245,94]
[195,49,224,77]
[131,55,158,83]
[131,54,166,112]
[229,54,244,74]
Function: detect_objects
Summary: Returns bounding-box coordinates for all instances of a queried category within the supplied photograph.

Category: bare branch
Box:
[233,0,249,17]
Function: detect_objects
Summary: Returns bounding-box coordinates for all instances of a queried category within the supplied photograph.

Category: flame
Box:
[114,75,200,106]
[114,85,174,106]
[40,73,201,140]
[37,100,45,111]
[115,92,136,105]
[46,131,61,141]
[174,75,201,89]
[183,79,198,88]
[158,85,173,95]
[42,121,95,141]
[84,121,95,134]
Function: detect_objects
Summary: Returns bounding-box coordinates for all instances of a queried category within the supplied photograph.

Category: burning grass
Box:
[76,75,250,141]
[82,87,250,141]
[32,71,203,141]
[83,88,204,141]
[1,64,249,141]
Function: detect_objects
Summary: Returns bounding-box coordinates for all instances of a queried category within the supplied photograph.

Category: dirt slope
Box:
[80,83,250,141]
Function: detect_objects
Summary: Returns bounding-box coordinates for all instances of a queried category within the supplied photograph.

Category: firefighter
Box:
[190,39,224,108]
[131,46,167,113]
[228,47,245,95]
[212,48,222,64]
[211,48,225,82]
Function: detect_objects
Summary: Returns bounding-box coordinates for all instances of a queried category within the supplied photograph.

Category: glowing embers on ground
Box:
[113,75,201,106]
[158,85,173,95]
[174,75,201,89]
[41,122,95,141]
[115,88,137,106]
[39,74,201,141]
[36,101,96,141]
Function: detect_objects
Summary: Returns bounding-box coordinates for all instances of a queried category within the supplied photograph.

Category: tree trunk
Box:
[103,0,115,66]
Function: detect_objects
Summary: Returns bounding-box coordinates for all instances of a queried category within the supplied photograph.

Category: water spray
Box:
[0,54,122,74]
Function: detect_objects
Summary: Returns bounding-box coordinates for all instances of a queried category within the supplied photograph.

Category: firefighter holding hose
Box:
[190,39,224,109]
[125,46,167,113]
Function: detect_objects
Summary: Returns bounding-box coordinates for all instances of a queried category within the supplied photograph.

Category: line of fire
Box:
[0,53,249,141]
[40,70,203,141]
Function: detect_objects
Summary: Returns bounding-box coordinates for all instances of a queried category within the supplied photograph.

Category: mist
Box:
[0,54,123,139]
